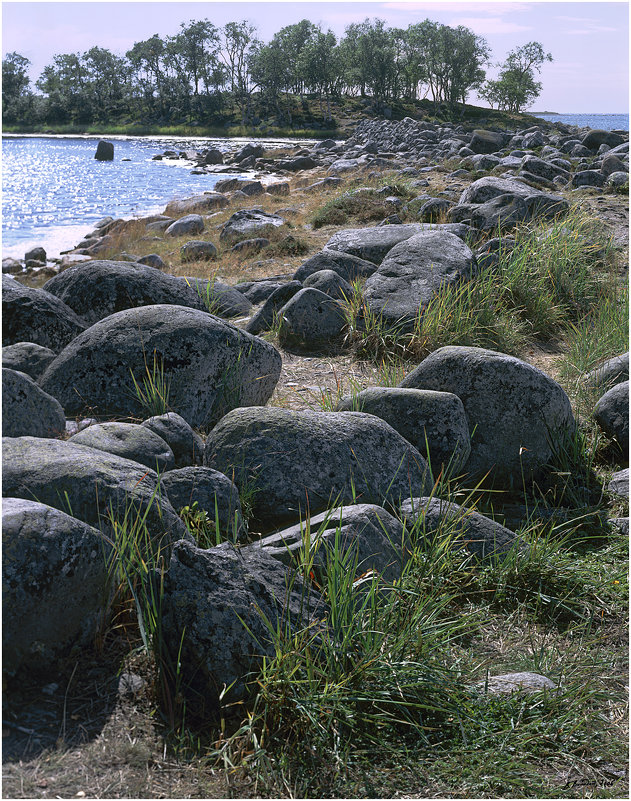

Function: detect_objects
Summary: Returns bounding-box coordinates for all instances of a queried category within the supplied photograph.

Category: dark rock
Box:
[266,181,290,196]
[2,275,87,350]
[293,250,377,283]
[400,346,575,488]
[231,237,269,254]
[2,498,111,675]
[178,277,252,318]
[160,466,245,541]
[585,352,629,390]
[418,197,453,222]
[277,288,347,354]
[572,170,605,188]
[593,381,629,452]
[469,129,507,154]
[400,496,522,561]
[303,269,353,300]
[220,209,285,243]
[581,129,624,150]
[165,214,205,238]
[245,281,302,336]
[137,253,166,269]
[2,368,66,438]
[2,342,56,379]
[276,156,318,171]
[43,260,209,325]
[336,387,471,472]
[204,407,433,532]
[469,194,530,232]
[69,422,175,472]
[39,305,281,430]
[94,140,114,161]
[180,240,218,262]
[2,436,189,543]
[142,412,204,468]
[608,468,629,498]
[25,246,47,263]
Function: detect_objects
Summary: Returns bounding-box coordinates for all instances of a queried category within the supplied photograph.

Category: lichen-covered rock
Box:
[608,468,629,499]
[400,346,575,488]
[244,281,302,336]
[400,496,522,561]
[2,436,189,543]
[2,498,111,675]
[178,277,252,318]
[165,214,205,238]
[585,352,629,390]
[141,412,204,467]
[593,380,629,452]
[161,466,245,542]
[2,275,87,350]
[204,407,433,532]
[42,260,209,325]
[293,249,378,283]
[2,342,56,379]
[69,422,175,472]
[39,305,282,430]
[219,209,285,243]
[163,193,229,216]
[303,269,354,300]
[362,231,476,328]
[2,368,66,438]
[474,672,557,695]
[277,288,347,354]
[336,387,470,472]
[247,503,409,583]
[159,539,324,708]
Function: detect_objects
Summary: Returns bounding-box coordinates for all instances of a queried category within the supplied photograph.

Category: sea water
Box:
[530,113,629,131]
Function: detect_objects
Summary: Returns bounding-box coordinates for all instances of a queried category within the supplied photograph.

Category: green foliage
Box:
[481,41,552,113]
[129,349,171,417]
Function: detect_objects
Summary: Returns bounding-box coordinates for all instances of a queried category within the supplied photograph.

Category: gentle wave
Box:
[531,113,629,131]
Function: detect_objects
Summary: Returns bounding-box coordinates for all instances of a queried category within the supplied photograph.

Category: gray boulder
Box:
[469,194,530,232]
[94,140,114,161]
[165,214,205,238]
[248,504,409,583]
[303,269,354,300]
[572,170,605,188]
[220,209,285,243]
[160,466,245,542]
[178,277,252,319]
[336,387,470,472]
[600,154,627,177]
[293,250,377,283]
[164,193,228,216]
[159,539,323,706]
[520,156,570,182]
[141,412,204,467]
[276,156,318,171]
[244,281,302,336]
[400,496,522,561]
[418,198,453,222]
[2,275,87,350]
[39,305,282,430]
[231,237,269,254]
[593,380,629,452]
[608,468,629,499]
[277,288,347,354]
[605,171,629,189]
[2,342,56,379]
[69,422,175,472]
[180,240,218,262]
[469,129,506,154]
[43,260,210,325]
[2,498,111,675]
[204,407,433,532]
[475,672,557,696]
[2,436,189,543]
[2,368,66,438]
[400,346,575,488]
[362,231,476,329]
[582,129,624,150]
[585,352,629,390]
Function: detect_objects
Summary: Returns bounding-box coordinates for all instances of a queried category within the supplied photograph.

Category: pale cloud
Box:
[451,15,532,34]
[566,27,618,36]
[383,2,531,13]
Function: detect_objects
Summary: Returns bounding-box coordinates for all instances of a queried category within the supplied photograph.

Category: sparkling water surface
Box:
[2,135,311,259]
[530,113,629,131]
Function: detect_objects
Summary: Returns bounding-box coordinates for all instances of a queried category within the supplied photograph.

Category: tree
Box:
[219,21,260,123]
[481,41,552,113]
[2,52,32,122]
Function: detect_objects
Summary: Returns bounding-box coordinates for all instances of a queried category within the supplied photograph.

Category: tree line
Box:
[2,16,551,127]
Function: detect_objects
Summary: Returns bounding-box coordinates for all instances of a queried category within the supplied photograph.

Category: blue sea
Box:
[530,113,629,131]
[1,135,310,260]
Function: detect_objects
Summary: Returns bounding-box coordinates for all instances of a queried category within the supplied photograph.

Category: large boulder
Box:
[325,223,469,265]
[163,193,229,216]
[593,381,629,452]
[303,269,354,300]
[400,346,575,488]
[581,129,625,150]
[244,281,302,336]
[94,140,114,161]
[400,496,522,561]
[361,231,476,329]
[165,214,205,238]
[2,275,87,350]
[204,407,433,531]
[39,305,282,430]
[293,250,378,283]
[68,422,175,472]
[160,466,245,542]
[469,129,506,154]
[159,540,324,708]
[220,209,285,243]
[2,437,189,543]
[248,503,410,583]
[2,342,56,380]
[179,277,252,319]
[585,352,629,390]
[2,368,66,438]
[42,261,209,325]
[141,412,204,468]
[277,288,347,354]
[3,498,112,675]
[335,387,471,472]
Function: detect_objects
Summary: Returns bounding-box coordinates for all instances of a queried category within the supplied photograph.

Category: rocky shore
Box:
[3,116,629,791]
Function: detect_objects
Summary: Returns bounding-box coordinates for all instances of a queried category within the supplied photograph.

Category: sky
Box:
[2,0,629,113]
